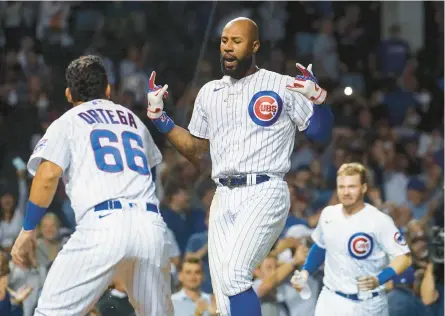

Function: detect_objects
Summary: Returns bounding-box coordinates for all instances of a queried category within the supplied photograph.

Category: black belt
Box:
[327,287,380,301]
[94,200,158,213]
[218,174,270,188]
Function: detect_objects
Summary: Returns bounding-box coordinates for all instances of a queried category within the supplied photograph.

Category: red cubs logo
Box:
[248,91,283,126]
[348,232,374,260]
[253,96,278,121]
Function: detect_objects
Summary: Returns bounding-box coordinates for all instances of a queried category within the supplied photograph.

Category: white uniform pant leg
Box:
[34,210,131,316]
[120,211,173,316]
[209,180,290,316]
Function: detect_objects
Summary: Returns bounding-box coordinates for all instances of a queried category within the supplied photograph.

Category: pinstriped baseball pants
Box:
[34,204,173,316]
[208,179,290,316]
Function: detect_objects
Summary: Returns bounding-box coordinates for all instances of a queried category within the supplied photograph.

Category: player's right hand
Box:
[11,229,37,270]
[291,270,309,292]
[147,71,169,120]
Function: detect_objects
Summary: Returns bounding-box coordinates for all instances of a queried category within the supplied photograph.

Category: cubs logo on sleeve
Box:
[33,139,48,154]
[248,91,283,126]
[348,232,374,260]
[394,232,407,246]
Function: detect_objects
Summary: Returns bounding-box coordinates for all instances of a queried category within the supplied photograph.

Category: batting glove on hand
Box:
[286,63,327,105]
[147,71,169,120]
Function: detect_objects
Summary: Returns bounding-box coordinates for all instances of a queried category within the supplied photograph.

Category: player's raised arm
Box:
[146,71,209,169]
[285,63,334,143]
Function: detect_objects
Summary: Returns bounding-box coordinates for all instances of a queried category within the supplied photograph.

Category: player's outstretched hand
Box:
[286,63,327,105]
[147,71,169,120]
[11,229,37,270]
[357,276,379,291]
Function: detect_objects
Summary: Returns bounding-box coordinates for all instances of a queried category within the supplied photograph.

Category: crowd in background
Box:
[0,2,443,316]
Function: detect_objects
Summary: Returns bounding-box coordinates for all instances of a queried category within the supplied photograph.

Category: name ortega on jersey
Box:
[248,91,283,126]
[348,232,374,260]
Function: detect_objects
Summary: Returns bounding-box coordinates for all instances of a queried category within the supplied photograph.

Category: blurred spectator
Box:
[161,182,206,255]
[0,251,33,316]
[377,24,411,78]
[312,18,340,87]
[171,258,216,316]
[0,169,27,253]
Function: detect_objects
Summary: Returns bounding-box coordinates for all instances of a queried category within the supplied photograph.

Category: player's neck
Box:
[184,287,201,301]
[342,201,366,216]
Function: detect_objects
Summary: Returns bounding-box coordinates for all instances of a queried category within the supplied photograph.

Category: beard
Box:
[220,54,253,79]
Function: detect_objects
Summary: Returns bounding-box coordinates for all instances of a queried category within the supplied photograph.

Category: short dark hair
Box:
[164,181,188,200]
[65,55,108,102]
[179,257,203,272]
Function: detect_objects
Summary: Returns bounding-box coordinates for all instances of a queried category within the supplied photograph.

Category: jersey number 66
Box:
[90,129,149,175]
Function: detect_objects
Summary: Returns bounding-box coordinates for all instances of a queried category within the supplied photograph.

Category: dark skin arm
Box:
[165,126,209,170]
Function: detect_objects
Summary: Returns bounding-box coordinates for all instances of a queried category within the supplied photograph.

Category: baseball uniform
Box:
[311,203,410,316]
[188,69,314,315]
[28,99,173,316]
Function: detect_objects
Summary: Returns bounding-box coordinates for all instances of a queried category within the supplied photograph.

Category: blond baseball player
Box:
[10,56,173,316]
[292,163,412,316]
[146,17,333,316]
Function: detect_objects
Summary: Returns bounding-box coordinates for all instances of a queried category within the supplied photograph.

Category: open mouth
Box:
[223,56,237,68]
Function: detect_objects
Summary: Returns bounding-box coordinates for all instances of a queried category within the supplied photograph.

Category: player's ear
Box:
[362,183,368,195]
[65,88,73,104]
[253,40,260,54]
[105,84,111,99]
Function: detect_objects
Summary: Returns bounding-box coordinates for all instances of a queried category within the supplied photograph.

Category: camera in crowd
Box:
[428,225,444,284]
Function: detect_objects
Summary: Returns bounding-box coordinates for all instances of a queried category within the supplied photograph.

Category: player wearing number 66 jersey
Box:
[147,17,334,316]
[10,56,173,316]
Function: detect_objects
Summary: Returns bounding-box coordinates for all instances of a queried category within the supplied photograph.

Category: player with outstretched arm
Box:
[146,17,334,316]
[292,163,412,316]
[10,56,173,316]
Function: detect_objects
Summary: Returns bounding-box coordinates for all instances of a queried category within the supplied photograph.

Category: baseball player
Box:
[146,17,334,316]
[292,163,412,316]
[10,56,173,316]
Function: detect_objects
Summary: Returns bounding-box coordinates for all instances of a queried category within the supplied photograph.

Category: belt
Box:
[217,174,271,189]
[327,287,380,301]
[94,200,158,214]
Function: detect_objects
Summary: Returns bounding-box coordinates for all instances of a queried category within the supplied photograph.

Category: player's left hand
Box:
[286,63,327,105]
[357,276,379,291]
[147,71,169,120]
[11,229,37,270]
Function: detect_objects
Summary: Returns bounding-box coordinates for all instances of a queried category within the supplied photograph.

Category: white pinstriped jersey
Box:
[312,203,410,294]
[188,68,314,179]
[28,99,162,222]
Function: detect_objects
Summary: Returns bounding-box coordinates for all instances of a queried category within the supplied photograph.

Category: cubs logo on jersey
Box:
[394,232,407,246]
[248,91,283,126]
[33,139,48,154]
[348,232,374,260]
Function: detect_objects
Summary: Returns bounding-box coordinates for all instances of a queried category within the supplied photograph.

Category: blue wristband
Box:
[152,112,175,134]
[377,267,397,285]
[23,201,47,231]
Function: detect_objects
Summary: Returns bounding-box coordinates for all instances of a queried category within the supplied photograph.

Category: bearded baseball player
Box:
[147,17,334,316]
[292,163,412,316]
[10,55,173,316]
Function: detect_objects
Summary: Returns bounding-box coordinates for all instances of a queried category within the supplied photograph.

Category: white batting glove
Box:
[146,71,169,120]
[286,63,327,105]
[291,270,309,291]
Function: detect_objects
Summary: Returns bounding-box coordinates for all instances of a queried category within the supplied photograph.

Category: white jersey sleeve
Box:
[284,76,314,131]
[188,86,210,139]
[142,125,162,168]
[375,213,411,258]
[311,208,327,248]
[28,118,70,175]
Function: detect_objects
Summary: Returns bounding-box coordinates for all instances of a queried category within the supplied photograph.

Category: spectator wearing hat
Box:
[405,178,429,220]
